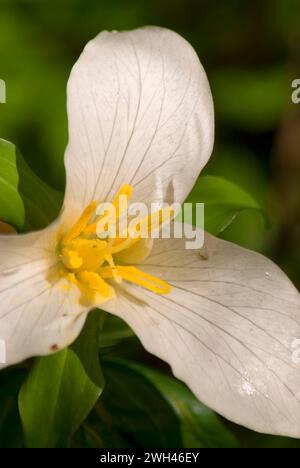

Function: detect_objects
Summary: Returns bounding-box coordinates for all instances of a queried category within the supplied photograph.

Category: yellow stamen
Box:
[61,201,97,246]
[84,184,133,235]
[136,205,175,237]
[110,205,175,255]
[112,184,133,214]
[55,184,171,305]
[100,265,171,295]
[67,271,115,306]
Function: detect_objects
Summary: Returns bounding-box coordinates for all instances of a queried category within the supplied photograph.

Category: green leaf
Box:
[71,309,106,387]
[99,315,135,348]
[0,138,63,232]
[0,138,25,229]
[97,359,183,448]
[16,151,63,232]
[0,369,26,448]
[19,347,104,448]
[203,145,269,251]
[186,175,265,235]
[220,209,267,252]
[205,144,268,206]
[19,311,105,448]
[103,359,238,448]
[0,139,63,231]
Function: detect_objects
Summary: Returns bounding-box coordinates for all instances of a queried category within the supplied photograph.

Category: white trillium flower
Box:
[1,27,300,438]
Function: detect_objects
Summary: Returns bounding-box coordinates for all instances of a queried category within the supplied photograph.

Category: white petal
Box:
[0,228,89,367]
[103,234,300,437]
[64,27,214,215]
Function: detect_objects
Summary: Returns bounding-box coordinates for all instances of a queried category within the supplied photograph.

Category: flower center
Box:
[57,185,171,305]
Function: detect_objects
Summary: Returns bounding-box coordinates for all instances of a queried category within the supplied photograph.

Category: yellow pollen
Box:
[56,184,172,304]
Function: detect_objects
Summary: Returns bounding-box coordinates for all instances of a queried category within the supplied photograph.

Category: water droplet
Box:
[240,380,257,396]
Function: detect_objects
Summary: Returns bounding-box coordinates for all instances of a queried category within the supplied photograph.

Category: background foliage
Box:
[0,0,300,448]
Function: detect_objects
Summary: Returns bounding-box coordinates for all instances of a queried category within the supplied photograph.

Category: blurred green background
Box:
[1,0,300,448]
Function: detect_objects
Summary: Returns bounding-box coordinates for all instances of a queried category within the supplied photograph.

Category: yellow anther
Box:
[77,271,110,297]
[100,265,171,295]
[61,249,83,270]
[62,201,97,246]
[112,184,133,212]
